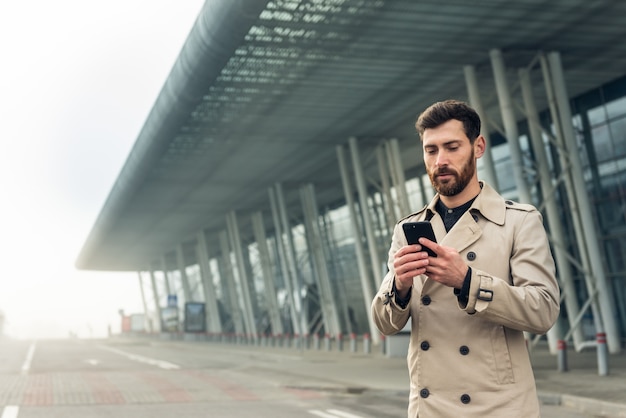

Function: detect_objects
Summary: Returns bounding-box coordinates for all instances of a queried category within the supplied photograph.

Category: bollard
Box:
[557,339,568,372]
[597,332,609,376]
[313,333,321,350]
[303,334,310,350]
[380,334,386,355]
[350,333,357,353]
[294,333,300,350]
[363,333,371,354]
[324,333,332,351]
[337,333,344,352]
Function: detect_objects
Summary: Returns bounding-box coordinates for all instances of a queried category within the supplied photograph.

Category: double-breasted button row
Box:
[418,389,471,404]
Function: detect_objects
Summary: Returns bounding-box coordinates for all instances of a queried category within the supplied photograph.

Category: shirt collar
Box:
[426,181,506,226]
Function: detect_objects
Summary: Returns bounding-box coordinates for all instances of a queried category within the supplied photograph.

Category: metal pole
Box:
[176,244,192,304]
[160,256,172,296]
[300,184,341,337]
[547,51,620,355]
[226,211,258,343]
[490,49,532,203]
[275,183,308,337]
[464,64,499,191]
[387,138,411,216]
[337,144,380,345]
[251,211,284,337]
[377,145,397,230]
[349,137,384,292]
[519,67,583,352]
[269,187,300,337]
[539,54,605,357]
[218,230,245,337]
[137,272,153,333]
[149,268,163,332]
[196,230,223,334]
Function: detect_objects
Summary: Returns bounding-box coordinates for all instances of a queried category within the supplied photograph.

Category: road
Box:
[0,337,594,417]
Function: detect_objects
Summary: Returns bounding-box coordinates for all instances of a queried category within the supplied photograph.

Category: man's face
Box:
[423,119,477,197]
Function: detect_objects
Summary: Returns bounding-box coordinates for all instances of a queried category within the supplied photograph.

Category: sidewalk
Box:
[530,343,626,417]
[250,338,626,417]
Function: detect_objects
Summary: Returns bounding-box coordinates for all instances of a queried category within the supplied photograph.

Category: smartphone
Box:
[402,221,437,257]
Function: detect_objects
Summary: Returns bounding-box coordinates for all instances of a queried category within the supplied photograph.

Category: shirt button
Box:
[461,394,471,404]
[420,341,430,351]
[420,388,430,398]
[422,295,431,305]
[459,345,470,355]
[467,252,476,261]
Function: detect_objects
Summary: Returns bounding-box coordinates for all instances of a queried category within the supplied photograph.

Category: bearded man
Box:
[371,99,560,418]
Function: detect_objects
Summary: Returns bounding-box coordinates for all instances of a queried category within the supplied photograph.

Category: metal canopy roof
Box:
[76,0,626,271]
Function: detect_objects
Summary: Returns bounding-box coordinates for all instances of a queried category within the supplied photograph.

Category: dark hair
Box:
[415,100,481,143]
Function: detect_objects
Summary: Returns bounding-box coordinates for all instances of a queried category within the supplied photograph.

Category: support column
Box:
[251,211,284,337]
[160,256,172,297]
[149,268,163,332]
[137,272,153,333]
[464,64,499,190]
[349,137,384,292]
[490,49,532,203]
[196,230,222,334]
[176,244,192,304]
[337,144,380,345]
[519,67,583,352]
[218,230,245,337]
[377,145,397,230]
[547,51,620,354]
[300,183,341,337]
[226,211,258,342]
[275,183,308,337]
[269,186,301,336]
[386,138,411,216]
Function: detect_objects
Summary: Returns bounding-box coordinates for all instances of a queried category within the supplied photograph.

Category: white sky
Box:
[0,0,205,339]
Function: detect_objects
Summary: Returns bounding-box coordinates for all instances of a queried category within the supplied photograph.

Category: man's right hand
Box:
[393,244,431,298]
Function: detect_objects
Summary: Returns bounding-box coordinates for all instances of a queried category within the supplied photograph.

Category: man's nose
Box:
[435,151,448,167]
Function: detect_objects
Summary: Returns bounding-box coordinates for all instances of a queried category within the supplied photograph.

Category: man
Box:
[371,100,560,417]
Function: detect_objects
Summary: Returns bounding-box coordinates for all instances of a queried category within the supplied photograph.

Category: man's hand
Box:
[393,244,429,298]
[419,238,468,289]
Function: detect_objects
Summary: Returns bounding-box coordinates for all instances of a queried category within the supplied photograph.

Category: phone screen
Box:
[402,221,437,257]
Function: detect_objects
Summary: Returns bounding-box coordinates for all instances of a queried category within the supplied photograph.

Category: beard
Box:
[428,150,476,197]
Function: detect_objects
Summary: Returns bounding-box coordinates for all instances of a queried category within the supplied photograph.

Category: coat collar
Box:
[424,181,506,226]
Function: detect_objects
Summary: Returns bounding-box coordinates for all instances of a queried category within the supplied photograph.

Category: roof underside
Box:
[76,0,626,271]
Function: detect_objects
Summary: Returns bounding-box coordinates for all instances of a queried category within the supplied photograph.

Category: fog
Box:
[0,0,205,339]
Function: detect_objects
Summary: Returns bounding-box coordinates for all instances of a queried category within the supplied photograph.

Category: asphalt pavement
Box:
[201,334,626,417]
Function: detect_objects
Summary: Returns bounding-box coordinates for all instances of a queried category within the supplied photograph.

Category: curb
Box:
[539,392,626,417]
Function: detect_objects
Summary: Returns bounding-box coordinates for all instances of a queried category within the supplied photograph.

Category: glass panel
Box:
[606,96,626,120]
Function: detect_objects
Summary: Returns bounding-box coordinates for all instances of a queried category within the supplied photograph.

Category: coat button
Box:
[422,295,431,305]
[459,345,470,355]
[467,252,476,261]
[505,200,513,205]
[420,341,430,351]
[420,388,430,398]
[460,394,471,404]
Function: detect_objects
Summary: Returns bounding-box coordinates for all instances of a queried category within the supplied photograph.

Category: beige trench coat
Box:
[371,182,560,418]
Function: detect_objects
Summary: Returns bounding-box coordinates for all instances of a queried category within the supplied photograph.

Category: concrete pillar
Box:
[490,49,532,203]
[336,144,380,345]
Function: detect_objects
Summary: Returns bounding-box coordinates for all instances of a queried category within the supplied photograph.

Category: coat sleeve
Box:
[371,222,412,335]
[460,209,560,334]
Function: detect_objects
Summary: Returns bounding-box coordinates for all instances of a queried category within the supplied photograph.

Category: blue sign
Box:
[167,294,178,308]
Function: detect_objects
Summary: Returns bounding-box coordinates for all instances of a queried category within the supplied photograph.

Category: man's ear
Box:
[474,135,486,158]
